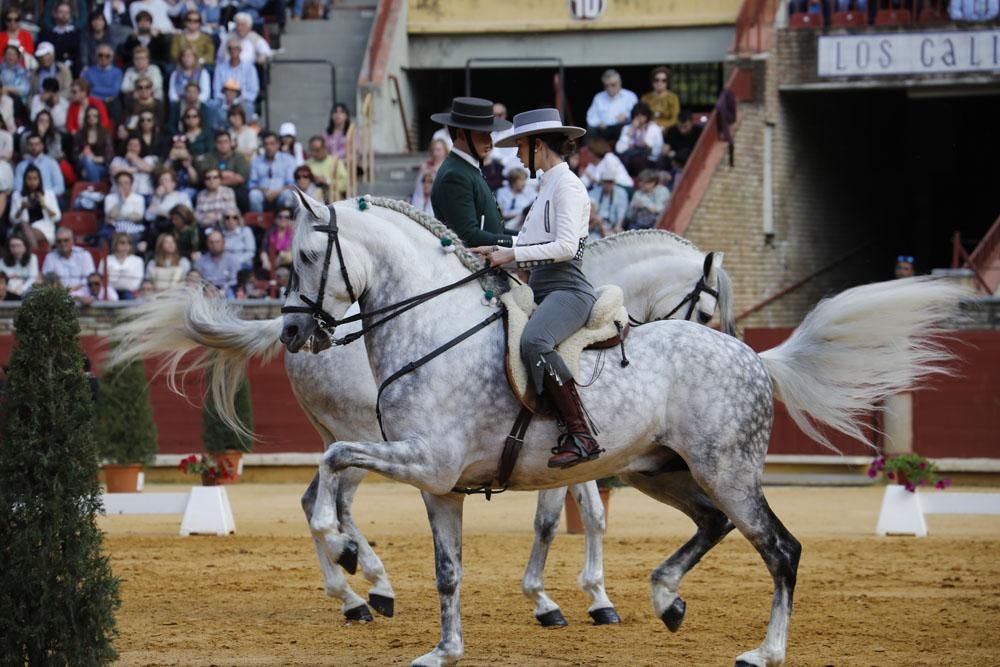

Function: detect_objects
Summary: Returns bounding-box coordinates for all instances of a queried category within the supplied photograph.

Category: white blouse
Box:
[514,161,590,265]
[99,254,145,292]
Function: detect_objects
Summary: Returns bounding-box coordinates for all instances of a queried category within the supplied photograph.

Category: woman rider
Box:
[474,109,601,469]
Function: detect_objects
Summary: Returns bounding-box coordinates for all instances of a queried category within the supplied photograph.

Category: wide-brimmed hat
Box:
[493,108,585,148]
[430,97,512,132]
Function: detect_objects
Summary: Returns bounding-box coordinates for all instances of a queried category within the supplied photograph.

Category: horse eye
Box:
[299,250,321,266]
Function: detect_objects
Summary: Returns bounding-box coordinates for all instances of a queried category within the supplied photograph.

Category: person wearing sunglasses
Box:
[194,167,236,228]
[894,255,915,279]
[71,271,119,305]
[196,130,249,210]
[122,75,165,134]
[170,11,214,65]
[248,131,296,212]
[66,78,112,133]
[81,45,123,121]
[40,228,95,290]
[0,9,33,61]
[121,46,164,102]
[641,65,680,133]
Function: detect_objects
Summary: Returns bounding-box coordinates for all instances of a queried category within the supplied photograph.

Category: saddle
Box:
[501,284,629,416]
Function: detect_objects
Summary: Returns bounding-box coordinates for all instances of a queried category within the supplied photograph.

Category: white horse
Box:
[279,192,964,667]
[111,224,733,627]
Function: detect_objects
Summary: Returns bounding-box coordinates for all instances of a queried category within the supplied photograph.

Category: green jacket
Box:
[431,153,513,248]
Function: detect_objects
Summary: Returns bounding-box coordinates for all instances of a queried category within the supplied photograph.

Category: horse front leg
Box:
[301,472,370,620]
[336,466,396,617]
[322,437,462,496]
[412,491,465,667]
[571,482,620,625]
[521,487,568,627]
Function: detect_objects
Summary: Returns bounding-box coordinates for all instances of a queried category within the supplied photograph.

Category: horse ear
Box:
[702,252,715,279]
[295,188,319,219]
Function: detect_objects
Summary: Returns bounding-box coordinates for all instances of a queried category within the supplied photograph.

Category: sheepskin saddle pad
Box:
[501,283,628,415]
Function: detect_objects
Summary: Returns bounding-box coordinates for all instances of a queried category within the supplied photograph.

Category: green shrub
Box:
[202,375,253,453]
[0,287,120,665]
[95,357,158,465]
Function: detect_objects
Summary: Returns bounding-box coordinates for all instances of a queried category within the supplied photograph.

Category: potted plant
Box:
[95,358,158,492]
[868,453,951,492]
[201,376,253,483]
[565,477,624,535]
[178,454,236,486]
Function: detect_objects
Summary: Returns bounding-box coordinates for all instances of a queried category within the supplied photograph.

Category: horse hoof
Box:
[369,593,395,618]
[659,597,686,633]
[336,540,359,575]
[344,604,373,623]
[536,609,568,628]
[734,662,757,667]
[588,607,621,625]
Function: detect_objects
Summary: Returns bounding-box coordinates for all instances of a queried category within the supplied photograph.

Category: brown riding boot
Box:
[544,375,603,469]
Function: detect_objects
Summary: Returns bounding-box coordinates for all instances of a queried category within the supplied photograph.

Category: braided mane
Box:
[586,229,703,262]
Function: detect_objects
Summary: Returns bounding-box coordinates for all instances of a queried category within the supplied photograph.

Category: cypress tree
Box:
[202,376,254,452]
[95,356,158,464]
[0,287,120,665]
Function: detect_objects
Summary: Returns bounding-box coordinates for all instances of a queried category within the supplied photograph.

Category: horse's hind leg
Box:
[620,469,734,633]
[336,466,396,616]
[571,482,620,625]
[301,472,371,621]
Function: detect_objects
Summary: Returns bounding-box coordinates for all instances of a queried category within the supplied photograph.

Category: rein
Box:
[628,252,721,327]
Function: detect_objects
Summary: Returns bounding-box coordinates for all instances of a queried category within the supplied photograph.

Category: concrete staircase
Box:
[265,5,375,139]
[360,152,425,200]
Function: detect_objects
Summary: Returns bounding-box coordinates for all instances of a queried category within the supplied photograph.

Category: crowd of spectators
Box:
[0,0,357,304]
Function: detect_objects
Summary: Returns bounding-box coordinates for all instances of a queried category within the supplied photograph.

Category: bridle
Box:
[628,251,719,327]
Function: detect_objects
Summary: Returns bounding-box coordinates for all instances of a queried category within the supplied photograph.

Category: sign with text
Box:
[818,29,1000,76]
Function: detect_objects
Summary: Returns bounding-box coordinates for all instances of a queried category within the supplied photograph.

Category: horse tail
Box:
[758,277,967,452]
[716,266,736,337]
[109,287,284,437]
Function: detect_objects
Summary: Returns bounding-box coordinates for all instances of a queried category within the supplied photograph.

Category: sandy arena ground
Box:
[100,482,1000,666]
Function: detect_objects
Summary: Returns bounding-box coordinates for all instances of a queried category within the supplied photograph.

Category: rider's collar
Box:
[450,147,480,168]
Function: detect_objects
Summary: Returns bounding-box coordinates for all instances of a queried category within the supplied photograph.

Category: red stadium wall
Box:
[2,330,997,458]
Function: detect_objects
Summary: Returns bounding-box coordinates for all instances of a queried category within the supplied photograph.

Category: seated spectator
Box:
[170,11,214,65]
[110,135,157,197]
[168,46,211,104]
[585,69,638,143]
[121,47,164,102]
[580,143,632,193]
[41,228,94,289]
[279,123,305,166]
[248,131,296,212]
[103,170,146,246]
[0,112,13,160]
[487,102,520,173]
[15,133,65,196]
[412,137,447,207]
[145,168,192,236]
[213,78,257,130]
[294,165,324,202]
[38,3,79,69]
[588,169,629,235]
[194,166,237,228]
[195,228,241,296]
[950,0,999,20]
[0,234,38,297]
[272,265,290,298]
[82,44,123,121]
[641,66,680,133]
[494,167,537,232]
[30,42,71,98]
[72,271,119,304]
[323,102,358,162]
[117,10,171,67]
[145,232,191,291]
[662,110,702,167]
[185,267,203,286]
[0,270,19,300]
[73,105,113,181]
[894,254,915,279]
[134,109,166,156]
[162,134,199,198]
[179,104,213,155]
[168,80,211,135]
[227,105,258,158]
[30,77,69,130]
[234,267,266,299]
[213,40,259,109]
[23,110,71,166]
[197,130,249,210]
[0,45,30,102]
[219,208,255,270]
[98,232,143,299]
[128,0,175,35]
[259,206,293,272]
[306,134,346,202]
[411,169,435,216]
[219,12,272,65]
[67,78,112,133]
[121,75,166,133]
[625,169,669,230]
[615,102,663,177]
[79,11,117,70]
[169,204,201,259]
[0,9,33,58]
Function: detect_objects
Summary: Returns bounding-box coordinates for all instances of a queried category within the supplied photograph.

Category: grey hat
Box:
[493,108,586,148]
[430,97,512,132]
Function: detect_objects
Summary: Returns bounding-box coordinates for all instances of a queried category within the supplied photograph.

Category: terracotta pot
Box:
[201,471,222,486]
[103,464,143,493]
[564,487,611,535]
[210,450,244,484]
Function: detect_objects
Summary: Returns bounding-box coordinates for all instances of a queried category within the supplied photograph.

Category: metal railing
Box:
[387,74,413,153]
[465,57,565,118]
[263,59,336,131]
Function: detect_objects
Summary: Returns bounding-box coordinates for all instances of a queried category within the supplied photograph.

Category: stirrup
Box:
[548,433,604,469]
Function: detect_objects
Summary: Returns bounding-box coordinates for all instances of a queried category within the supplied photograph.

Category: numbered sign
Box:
[569,0,606,21]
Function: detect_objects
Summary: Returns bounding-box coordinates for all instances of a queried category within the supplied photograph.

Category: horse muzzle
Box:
[280,313,317,353]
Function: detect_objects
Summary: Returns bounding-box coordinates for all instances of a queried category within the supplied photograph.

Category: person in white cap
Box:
[476,108,604,470]
[278,122,305,166]
[29,41,71,98]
